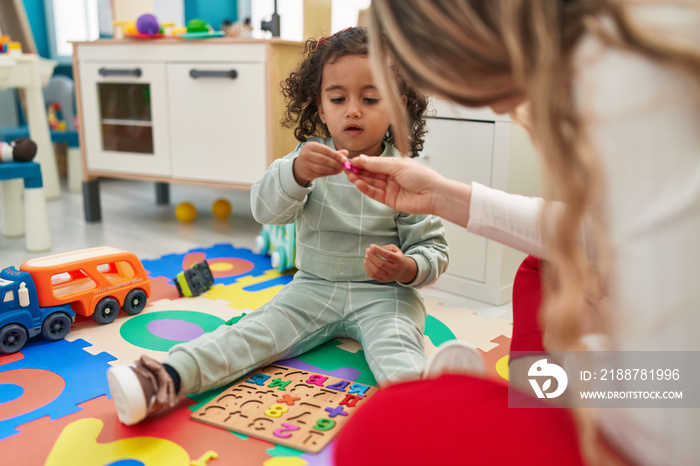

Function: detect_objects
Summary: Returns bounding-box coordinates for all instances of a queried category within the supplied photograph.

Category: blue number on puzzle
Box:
[273,422,300,438]
[348,383,369,397]
[245,374,271,386]
[326,380,350,392]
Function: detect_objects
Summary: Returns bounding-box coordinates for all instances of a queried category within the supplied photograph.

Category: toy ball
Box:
[136,13,161,36]
[175,202,197,223]
[212,198,232,219]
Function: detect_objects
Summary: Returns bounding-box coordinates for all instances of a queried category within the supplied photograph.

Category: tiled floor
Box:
[1,178,513,322]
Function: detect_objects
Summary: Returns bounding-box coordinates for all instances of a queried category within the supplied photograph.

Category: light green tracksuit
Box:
[166,138,449,394]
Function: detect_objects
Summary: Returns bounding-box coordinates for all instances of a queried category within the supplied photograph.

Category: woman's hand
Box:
[293,141,348,186]
[345,155,441,214]
[364,244,417,284]
[346,154,472,227]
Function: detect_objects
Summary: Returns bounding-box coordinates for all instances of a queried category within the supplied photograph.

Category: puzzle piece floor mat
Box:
[0,243,512,465]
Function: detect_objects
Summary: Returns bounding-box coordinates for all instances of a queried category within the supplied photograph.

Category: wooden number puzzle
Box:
[191,364,377,453]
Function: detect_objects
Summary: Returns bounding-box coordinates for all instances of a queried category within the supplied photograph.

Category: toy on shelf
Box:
[0,34,22,55]
[0,266,76,354]
[47,102,66,131]
[221,18,253,38]
[18,246,151,325]
[173,260,214,297]
[211,198,232,219]
[0,138,37,163]
[175,201,197,223]
[173,19,225,40]
[113,13,175,39]
[255,224,296,273]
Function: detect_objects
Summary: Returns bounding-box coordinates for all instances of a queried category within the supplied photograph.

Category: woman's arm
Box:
[347,156,548,257]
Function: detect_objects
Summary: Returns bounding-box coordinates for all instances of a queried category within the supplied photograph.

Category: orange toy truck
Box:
[19,246,151,324]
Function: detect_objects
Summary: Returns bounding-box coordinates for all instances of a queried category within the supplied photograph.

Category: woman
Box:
[336,1,700,464]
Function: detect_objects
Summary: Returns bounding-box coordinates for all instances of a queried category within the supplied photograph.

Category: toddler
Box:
[107,26,448,426]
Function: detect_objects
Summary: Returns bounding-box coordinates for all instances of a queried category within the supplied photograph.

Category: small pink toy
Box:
[343,160,359,174]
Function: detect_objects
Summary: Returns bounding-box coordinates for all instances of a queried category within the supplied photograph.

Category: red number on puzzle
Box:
[273,422,300,438]
[339,394,363,407]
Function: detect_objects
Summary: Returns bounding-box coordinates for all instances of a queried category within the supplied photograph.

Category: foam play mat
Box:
[0,243,512,465]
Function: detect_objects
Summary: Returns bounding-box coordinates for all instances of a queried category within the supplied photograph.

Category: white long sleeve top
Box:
[466,4,700,464]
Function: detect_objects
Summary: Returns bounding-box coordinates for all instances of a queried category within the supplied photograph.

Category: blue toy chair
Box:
[0,75,81,193]
[0,161,52,251]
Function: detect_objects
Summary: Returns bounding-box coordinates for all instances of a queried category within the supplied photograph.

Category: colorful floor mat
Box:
[0,243,512,465]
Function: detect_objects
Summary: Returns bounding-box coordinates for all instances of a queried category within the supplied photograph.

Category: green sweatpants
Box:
[165,271,427,394]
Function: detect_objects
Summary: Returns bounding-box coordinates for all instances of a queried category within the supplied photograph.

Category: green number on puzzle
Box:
[269,378,291,390]
[265,404,289,418]
[313,418,336,431]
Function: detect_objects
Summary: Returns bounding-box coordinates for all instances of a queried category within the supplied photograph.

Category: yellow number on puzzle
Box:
[265,404,289,418]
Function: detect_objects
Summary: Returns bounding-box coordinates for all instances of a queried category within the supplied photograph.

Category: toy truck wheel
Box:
[93,297,120,324]
[255,231,270,255]
[271,249,287,273]
[123,289,148,315]
[0,324,28,354]
[41,312,72,341]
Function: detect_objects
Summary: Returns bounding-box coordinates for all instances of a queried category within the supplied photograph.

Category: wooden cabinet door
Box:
[79,61,172,176]
[167,62,267,185]
[420,117,495,283]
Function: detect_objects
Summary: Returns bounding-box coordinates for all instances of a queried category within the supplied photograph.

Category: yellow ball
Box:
[212,198,232,219]
[175,202,197,223]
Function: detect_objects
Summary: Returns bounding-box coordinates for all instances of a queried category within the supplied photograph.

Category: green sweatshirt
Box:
[250,137,448,287]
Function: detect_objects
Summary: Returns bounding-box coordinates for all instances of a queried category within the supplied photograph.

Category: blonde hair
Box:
[369,1,700,461]
[368,0,700,350]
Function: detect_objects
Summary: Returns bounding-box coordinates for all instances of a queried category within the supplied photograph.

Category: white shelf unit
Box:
[73,38,302,221]
[422,100,541,305]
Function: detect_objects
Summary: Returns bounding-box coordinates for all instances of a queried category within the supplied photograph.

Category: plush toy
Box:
[0,138,37,163]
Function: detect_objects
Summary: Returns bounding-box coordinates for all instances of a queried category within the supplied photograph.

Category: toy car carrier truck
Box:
[0,266,76,354]
[19,246,151,325]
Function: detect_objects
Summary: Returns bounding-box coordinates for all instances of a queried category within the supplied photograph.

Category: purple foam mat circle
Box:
[146,318,206,341]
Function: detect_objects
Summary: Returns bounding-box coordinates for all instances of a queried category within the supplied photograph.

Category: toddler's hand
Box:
[364,244,417,284]
[293,141,348,186]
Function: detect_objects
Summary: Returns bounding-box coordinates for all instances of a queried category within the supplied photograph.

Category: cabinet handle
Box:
[189,69,238,80]
[98,67,142,77]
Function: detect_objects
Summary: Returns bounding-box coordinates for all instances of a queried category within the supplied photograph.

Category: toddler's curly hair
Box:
[281,26,428,158]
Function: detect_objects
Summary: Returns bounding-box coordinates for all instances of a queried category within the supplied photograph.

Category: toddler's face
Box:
[317,54,391,158]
